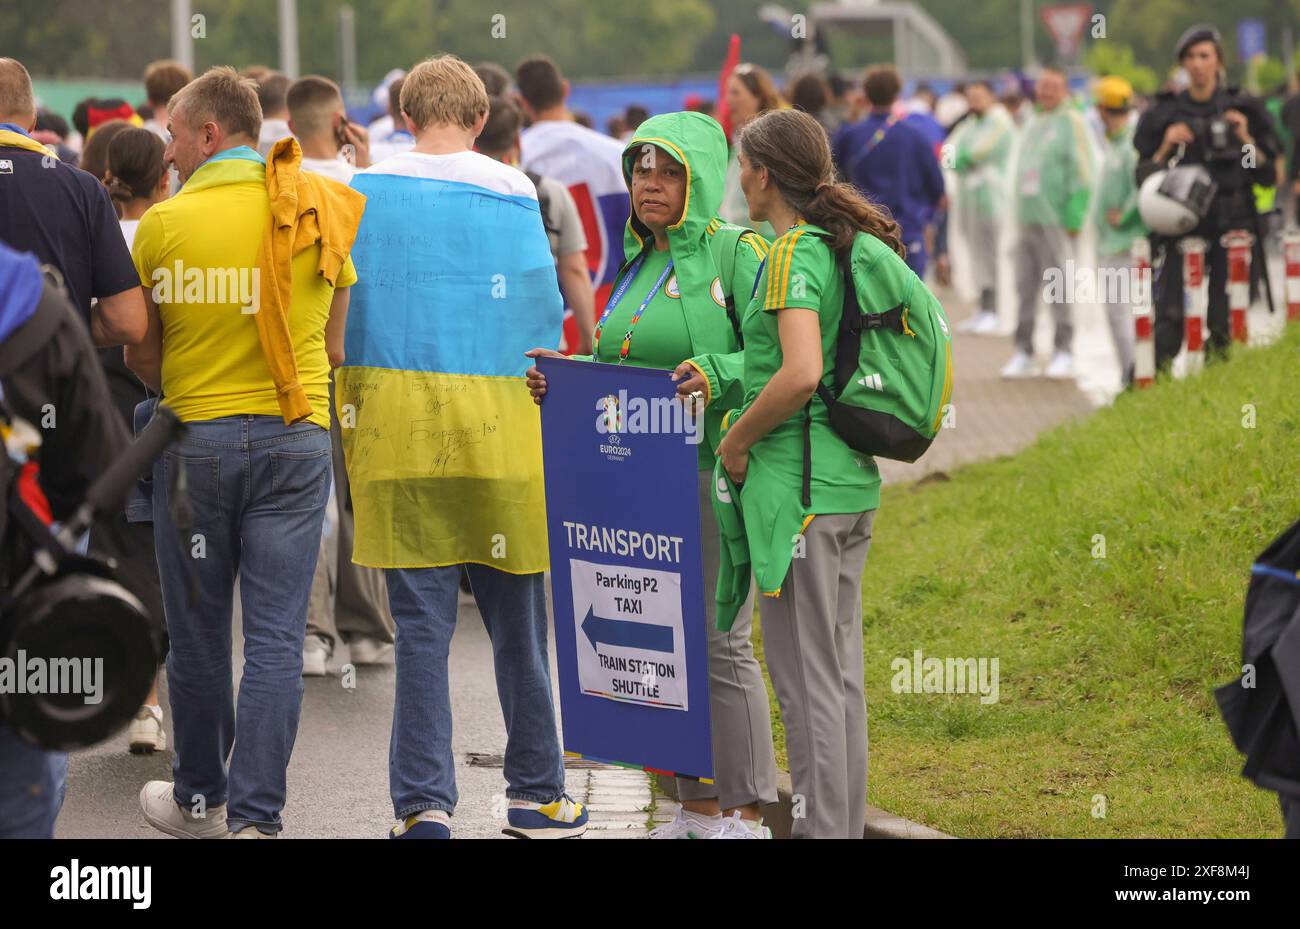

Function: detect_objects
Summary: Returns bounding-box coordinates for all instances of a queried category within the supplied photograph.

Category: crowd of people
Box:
[0,17,1291,840]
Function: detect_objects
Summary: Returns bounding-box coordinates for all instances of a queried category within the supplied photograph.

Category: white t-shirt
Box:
[258,118,292,157]
[358,149,537,200]
[519,119,625,195]
[119,218,140,252]
[369,127,416,165]
[300,155,356,185]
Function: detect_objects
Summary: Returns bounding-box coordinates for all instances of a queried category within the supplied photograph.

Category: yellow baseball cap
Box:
[1095,76,1133,111]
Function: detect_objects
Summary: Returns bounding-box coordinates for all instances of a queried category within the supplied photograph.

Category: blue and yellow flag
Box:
[337,157,563,571]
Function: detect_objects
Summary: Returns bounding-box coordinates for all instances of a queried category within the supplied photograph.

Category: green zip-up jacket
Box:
[1091,120,1147,258]
[575,112,768,465]
[1014,102,1095,231]
[951,105,1015,219]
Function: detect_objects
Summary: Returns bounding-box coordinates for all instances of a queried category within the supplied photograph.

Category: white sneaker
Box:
[348,636,394,665]
[1000,351,1037,379]
[139,780,228,839]
[1044,351,1075,380]
[647,809,722,839]
[957,310,997,334]
[302,634,330,677]
[712,811,772,839]
[127,704,166,754]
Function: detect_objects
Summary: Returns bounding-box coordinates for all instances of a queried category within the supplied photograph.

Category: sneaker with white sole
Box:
[127,704,166,754]
[957,310,997,335]
[502,794,588,839]
[139,781,228,839]
[231,826,277,838]
[1000,351,1038,379]
[647,809,722,839]
[390,809,451,839]
[712,811,772,839]
[302,633,331,677]
[348,636,393,665]
[1044,350,1075,380]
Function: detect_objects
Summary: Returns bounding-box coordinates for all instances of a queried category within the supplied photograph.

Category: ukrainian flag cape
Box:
[338,153,563,571]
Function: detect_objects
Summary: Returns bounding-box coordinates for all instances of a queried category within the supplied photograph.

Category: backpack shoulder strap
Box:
[820,243,911,404]
[707,221,749,345]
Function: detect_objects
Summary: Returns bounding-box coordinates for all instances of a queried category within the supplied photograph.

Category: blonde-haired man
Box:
[339,54,583,839]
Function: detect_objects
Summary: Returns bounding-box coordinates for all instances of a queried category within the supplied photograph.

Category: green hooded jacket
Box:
[951,105,1015,219]
[1014,102,1096,231]
[1091,120,1146,258]
[577,111,768,465]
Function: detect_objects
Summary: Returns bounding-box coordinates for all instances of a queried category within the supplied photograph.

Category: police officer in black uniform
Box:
[1134,25,1281,368]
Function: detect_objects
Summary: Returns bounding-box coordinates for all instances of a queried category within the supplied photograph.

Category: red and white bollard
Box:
[1221,230,1253,345]
[1284,229,1300,324]
[1180,237,1208,375]
[1131,238,1155,388]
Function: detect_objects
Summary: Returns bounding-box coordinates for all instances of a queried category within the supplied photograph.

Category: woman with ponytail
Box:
[707,107,901,838]
[104,127,169,247]
[98,126,171,755]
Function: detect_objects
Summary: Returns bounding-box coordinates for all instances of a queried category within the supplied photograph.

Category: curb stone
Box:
[653,771,952,839]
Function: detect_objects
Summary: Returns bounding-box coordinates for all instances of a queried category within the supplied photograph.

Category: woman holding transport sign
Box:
[525,110,779,839]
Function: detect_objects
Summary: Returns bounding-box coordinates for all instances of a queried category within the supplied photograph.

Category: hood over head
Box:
[621,111,728,260]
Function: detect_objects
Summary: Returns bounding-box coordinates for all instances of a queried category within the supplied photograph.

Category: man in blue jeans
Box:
[125,66,363,837]
[338,56,584,838]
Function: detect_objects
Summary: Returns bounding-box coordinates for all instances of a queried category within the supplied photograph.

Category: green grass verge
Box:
[760,323,1300,837]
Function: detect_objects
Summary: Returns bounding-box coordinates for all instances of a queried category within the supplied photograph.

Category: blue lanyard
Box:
[593,251,675,363]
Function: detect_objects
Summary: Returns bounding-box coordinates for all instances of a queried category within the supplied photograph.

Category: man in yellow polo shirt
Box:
[124,66,358,839]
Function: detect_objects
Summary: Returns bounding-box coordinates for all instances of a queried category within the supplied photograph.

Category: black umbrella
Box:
[1216,518,1300,838]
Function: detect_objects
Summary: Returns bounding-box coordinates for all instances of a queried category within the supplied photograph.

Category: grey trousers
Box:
[1098,252,1137,386]
[1014,222,1074,354]
[760,509,875,839]
[960,208,1000,295]
[676,469,779,810]
[307,381,394,648]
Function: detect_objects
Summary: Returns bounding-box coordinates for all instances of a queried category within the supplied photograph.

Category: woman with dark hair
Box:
[105,127,169,239]
[720,63,782,234]
[787,72,841,137]
[99,126,171,754]
[525,112,780,838]
[78,119,133,194]
[713,107,903,838]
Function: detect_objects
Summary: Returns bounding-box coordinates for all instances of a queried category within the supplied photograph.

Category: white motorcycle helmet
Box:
[1138,161,1218,236]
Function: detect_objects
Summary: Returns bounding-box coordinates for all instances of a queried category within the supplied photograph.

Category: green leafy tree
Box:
[1084,41,1158,95]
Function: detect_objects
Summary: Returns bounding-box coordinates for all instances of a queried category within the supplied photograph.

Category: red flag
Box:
[716,33,741,142]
